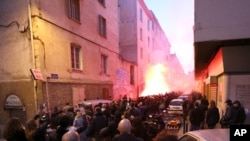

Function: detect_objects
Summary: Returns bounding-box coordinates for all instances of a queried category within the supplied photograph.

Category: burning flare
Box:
[140,64,170,96]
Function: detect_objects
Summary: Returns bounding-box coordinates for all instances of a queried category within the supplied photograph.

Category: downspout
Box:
[27,0,38,112]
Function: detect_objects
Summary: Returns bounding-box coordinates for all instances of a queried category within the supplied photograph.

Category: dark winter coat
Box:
[206,107,220,128]
[231,106,246,125]
[4,128,27,141]
[99,117,120,139]
[220,106,234,128]
[86,111,108,138]
[190,107,203,126]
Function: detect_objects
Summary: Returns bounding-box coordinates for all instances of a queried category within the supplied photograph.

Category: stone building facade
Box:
[0,0,137,124]
[0,0,170,126]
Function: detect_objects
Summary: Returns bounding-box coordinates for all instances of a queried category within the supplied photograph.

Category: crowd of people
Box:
[2,92,181,141]
[2,91,247,141]
[188,97,246,131]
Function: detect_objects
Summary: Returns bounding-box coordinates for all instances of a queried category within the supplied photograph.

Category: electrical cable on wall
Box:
[0,20,29,33]
[0,21,20,28]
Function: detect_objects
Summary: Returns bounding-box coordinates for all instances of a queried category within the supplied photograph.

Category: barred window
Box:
[67,0,80,21]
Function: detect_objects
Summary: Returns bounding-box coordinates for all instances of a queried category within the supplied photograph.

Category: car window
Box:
[179,135,197,141]
[170,101,183,106]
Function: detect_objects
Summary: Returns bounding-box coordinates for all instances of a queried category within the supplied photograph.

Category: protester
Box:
[73,109,84,129]
[99,111,121,140]
[62,130,80,141]
[206,100,220,129]
[2,117,27,141]
[85,107,108,141]
[220,99,234,128]
[76,107,89,133]
[113,119,143,141]
[25,114,50,141]
[48,112,76,141]
[131,117,150,141]
[198,96,209,129]
[231,100,246,125]
[189,102,203,131]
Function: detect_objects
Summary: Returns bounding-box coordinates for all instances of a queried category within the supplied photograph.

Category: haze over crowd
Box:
[144,0,194,74]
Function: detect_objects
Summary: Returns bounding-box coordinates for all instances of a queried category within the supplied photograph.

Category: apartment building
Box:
[118,0,171,96]
[194,0,250,123]
[0,0,137,123]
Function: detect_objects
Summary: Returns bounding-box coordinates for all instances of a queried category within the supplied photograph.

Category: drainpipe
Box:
[27,0,38,112]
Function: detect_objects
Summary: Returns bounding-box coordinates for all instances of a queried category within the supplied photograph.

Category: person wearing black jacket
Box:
[99,111,122,140]
[113,119,143,141]
[85,107,108,141]
[131,117,150,141]
[189,102,203,131]
[206,100,220,129]
[231,100,246,125]
[3,117,28,141]
[25,114,50,141]
[220,99,234,128]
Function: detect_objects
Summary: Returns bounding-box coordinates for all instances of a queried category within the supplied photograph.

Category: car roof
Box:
[82,99,112,106]
[180,129,229,141]
[171,98,183,102]
[178,94,191,100]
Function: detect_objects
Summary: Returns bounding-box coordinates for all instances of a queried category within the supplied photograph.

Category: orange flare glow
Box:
[140,64,170,96]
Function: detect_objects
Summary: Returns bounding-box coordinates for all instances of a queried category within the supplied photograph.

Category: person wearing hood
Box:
[220,99,234,128]
[231,100,246,125]
[85,106,108,141]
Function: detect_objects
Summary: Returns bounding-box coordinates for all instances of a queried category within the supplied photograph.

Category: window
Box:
[98,15,107,37]
[147,20,150,31]
[147,37,149,48]
[67,0,80,21]
[140,28,143,41]
[130,65,134,85]
[139,8,143,22]
[152,38,154,50]
[98,0,105,6]
[101,54,108,74]
[71,43,81,70]
[140,47,143,59]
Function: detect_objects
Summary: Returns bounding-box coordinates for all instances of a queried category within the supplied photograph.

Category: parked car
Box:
[178,93,191,100]
[178,129,230,141]
[78,99,112,110]
[167,98,183,115]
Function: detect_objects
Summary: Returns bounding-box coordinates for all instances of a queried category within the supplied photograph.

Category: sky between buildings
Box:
[144,0,194,73]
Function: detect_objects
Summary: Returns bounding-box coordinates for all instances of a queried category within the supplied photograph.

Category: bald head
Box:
[62,130,80,141]
[118,119,131,133]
